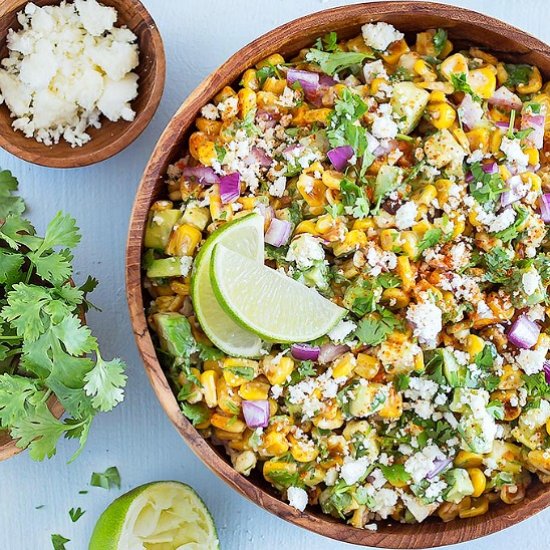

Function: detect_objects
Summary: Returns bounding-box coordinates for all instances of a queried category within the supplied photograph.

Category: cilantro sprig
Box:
[0,171,127,461]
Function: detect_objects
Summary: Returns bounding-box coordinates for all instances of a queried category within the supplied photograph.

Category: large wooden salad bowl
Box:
[126,3,550,547]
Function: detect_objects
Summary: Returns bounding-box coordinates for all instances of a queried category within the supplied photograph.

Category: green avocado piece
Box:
[144,209,182,250]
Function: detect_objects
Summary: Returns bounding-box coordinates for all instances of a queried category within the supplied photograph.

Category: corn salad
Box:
[142,22,550,527]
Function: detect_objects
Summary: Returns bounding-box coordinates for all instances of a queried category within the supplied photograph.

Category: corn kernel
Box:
[289,435,319,462]
[454,450,483,468]
[200,370,218,408]
[211,413,246,434]
[256,53,285,69]
[468,468,487,497]
[467,334,485,360]
[237,88,257,119]
[165,224,202,257]
[397,256,414,291]
[297,174,327,208]
[382,287,410,308]
[263,431,289,456]
[322,170,344,190]
[352,218,375,231]
[263,356,295,386]
[241,68,259,91]
[427,102,456,129]
[238,381,270,401]
[294,220,318,235]
[332,353,356,378]
[459,496,489,518]
[223,358,259,387]
[355,353,380,379]
[468,67,497,99]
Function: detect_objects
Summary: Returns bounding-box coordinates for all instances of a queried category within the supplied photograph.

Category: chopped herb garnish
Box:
[469,162,506,204]
[450,73,481,102]
[305,49,373,76]
[68,507,85,523]
[355,309,404,346]
[51,534,70,550]
[504,63,533,87]
[90,466,121,490]
[433,28,448,56]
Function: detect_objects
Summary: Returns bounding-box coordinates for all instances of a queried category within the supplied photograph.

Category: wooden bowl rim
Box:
[0,0,166,169]
[126,2,550,547]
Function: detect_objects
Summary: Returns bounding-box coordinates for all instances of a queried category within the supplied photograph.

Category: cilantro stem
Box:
[507,110,516,139]
[0,335,22,341]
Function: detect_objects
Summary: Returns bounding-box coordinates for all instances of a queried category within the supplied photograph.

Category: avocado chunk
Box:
[443,468,474,504]
[374,164,404,201]
[390,82,430,134]
[441,349,466,388]
[144,209,182,250]
[181,202,210,231]
[154,313,196,357]
[146,257,191,279]
[349,383,389,417]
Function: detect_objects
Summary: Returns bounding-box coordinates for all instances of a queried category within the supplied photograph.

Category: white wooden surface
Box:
[1,1,549,548]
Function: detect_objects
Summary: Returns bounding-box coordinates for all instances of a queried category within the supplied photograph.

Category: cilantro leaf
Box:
[0,374,44,427]
[0,170,25,219]
[450,73,481,102]
[83,354,127,412]
[181,401,210,427]
[469,162,506,204]
[433,28,448,56]
[90,466,121,490]
[314,31,339,52]
[417,228,442,256]
[305,49,373,76]
[355,309,403,346]
[340,179,370,218]
[68,507,85,522]
[380,463,411,485]
[10,403,68,461]
[51,534,70,550]
[40,211,81,251]
[480,247,513,283]
[492,206,529,241]
[504,63,533,87]
[0,249,24,285]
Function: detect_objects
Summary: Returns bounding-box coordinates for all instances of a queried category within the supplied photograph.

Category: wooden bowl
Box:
[0,0,166,168]
[127,2,550,547]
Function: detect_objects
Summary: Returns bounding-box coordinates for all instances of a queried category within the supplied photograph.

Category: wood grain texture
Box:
[0,0,166,168]
[126,2,550,548]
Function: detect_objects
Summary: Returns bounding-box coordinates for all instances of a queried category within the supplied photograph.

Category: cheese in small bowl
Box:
[0,0,140,147]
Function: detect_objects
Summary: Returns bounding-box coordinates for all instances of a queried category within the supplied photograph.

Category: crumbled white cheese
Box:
[0,0,140,147]
[201,103,219,120]
[365,243,397,276]
[371,103,398,139]
[328,319,357,343]
[404,445,445,483]
[340,457,369,485]
[406,300,442,348]
[516,348,546,375]
[180,256,193,277]
[287,486,308,511]
[286,234,325,270]
[363,60,388,83]
[488,208,516,233]
[500,136,529,168]
[361,22,404,51]
[367,488,398,519]
[522,267,541,296]
[395,201,418,230]
[268,176,287,197]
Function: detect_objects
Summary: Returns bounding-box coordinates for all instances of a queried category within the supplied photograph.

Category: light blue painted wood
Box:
[1,1,549,548]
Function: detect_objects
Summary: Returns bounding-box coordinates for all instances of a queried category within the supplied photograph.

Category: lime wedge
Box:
[210,244,346,343]
[88,481,219,550]
[191,213,264,358]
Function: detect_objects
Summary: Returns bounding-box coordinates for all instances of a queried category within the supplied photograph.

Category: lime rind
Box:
[210,243,346,343]
[89,481,219,550]
[191,213,264,358]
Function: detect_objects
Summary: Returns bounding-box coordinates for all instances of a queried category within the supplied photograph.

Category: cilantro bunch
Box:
[0,171,126,461]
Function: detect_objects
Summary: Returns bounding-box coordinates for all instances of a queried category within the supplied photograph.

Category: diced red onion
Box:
[544,361,550,385]
[501,175,527,207]
[265,218,292,247]
[482,162,498,175]
[521,113,545,149]
[460,94,483,130]
[366,132,380,154]
[291,343,321,361]
[495,120,511,130]
[250,146,273,167]
[220,173,241,204]
[465,171,474,183]
[489,86,522,111]
[242,400,270,428]
[426,457,453,479]
[256,109,277,128]
[507,315,540,349]
[318,343,349,364]
[287,69,320,96]
[327,145,354,172]
[319,74,337,87]
[254,202,274,220]
[182,166,220,185]
[539,193,550,223]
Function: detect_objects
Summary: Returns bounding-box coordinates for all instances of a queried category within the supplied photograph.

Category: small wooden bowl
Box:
[127,2,550,547]
[0,0,166,168]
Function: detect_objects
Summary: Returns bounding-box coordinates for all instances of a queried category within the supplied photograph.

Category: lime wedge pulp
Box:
[191,213,264,358]
[88,481,219,550]
[210,244,346,343]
